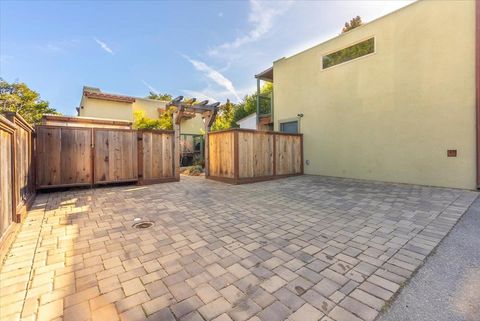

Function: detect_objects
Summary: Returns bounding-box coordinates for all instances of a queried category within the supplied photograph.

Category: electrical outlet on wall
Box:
[447,150,457,157]
[306,160,310,165]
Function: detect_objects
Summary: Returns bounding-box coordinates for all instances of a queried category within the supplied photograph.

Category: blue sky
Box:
[0,0,413,116]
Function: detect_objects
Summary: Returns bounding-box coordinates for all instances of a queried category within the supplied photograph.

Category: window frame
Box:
[279,119,299,134]
[321,36,376,71]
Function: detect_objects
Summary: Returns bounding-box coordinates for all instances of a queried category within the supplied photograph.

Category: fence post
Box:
[234,130,239,183]
[272,132,276,177]
[137,130,144,185]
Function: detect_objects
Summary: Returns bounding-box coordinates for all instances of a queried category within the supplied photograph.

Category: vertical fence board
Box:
[276,134,302,175]
[94,129,137,184]
[138,130,176,184]
[36,126,92,188]
[208,131,235,179]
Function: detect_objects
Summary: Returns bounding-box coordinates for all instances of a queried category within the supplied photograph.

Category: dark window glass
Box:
[280,121,298,133]
[322,37,374,69]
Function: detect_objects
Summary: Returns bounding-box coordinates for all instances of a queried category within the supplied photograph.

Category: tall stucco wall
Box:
[273,0,476,189]
[180,115,204,135]
[79,98,133,121]
[133,98,167,120]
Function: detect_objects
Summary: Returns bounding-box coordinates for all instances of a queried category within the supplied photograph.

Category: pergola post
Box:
[204,116,210,177]
[172,111,181,180]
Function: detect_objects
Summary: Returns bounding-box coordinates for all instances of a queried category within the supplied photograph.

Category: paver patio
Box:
[0,175,477,321]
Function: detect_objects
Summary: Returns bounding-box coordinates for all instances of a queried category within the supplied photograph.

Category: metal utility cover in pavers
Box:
[0,175,477,321]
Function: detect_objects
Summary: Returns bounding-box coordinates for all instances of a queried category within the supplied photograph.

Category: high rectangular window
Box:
[322,37,375,69]
[280,121,298,134]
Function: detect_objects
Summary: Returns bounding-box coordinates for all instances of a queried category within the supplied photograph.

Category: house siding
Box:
[273,0,476,189]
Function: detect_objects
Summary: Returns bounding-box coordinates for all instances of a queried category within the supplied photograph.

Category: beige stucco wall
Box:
[79,97,133,121]
[132,98,167,120]
[273,0,476,189]
[180,115,204,135]
[79,95,202,134]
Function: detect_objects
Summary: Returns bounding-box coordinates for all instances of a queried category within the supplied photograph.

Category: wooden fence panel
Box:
[94,129,138,184]
[208,131,235,179]
[207,129,302,184]
[0,117,14,242]
[36,126,92,188]
[238,131,274,178]
[139,130,176,184]
[275,134,303,175]
[4,112,35,221]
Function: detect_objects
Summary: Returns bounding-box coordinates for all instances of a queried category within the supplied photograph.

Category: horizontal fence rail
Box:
[207,129,303,184]
[35,126,178,189]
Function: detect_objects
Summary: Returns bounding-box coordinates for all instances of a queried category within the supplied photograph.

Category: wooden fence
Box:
[0,113,36,265]
[207,129,303,184]
[36,126,177,189]
[138,130,177,184]
[4,113,36,221]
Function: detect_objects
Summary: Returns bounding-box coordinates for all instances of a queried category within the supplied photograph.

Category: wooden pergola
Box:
[167,96,220,176]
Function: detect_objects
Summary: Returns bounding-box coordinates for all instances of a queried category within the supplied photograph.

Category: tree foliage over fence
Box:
[0,78,60,124]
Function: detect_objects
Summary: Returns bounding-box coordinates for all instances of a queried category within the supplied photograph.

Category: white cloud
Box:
[183,55,241,102]
[209,0,291,56]
[94,38,114,54]
[182,89,219,103]
[141,80,158,94]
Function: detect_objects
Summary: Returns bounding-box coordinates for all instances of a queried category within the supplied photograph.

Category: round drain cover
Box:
[132,221,154,229]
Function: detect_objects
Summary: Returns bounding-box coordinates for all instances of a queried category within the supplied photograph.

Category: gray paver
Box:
[0,175,476,321]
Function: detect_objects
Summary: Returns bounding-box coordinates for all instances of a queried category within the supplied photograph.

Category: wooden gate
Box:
[94,129,138,184]
[36,126,93,188]
[138,130,177,184]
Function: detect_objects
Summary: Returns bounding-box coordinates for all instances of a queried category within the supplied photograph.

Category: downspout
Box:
[476,0,480,188]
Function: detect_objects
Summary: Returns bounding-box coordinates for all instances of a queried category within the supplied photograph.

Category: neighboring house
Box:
[256,0,478,189]
[78,86,205,165]
[236,112,274,131]
[236,113,257,129]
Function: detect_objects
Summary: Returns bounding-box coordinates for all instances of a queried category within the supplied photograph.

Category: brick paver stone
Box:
[0,176,476,321]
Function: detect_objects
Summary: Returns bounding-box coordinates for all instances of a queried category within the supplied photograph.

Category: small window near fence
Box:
[280,121,298,134]
[322,37,374,69]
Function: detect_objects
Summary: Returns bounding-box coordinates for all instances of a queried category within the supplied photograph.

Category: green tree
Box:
[147,92,173,101]
[0,78,60,124]
[230,82,272,128]
[211,99,235,131]
[133,110,175,130]
[323,16,373,69]
[342,16,362,33]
